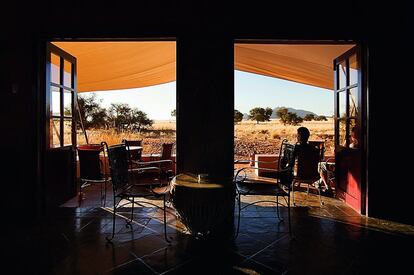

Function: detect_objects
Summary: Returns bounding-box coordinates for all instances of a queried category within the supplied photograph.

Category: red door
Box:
[334,46,366,214]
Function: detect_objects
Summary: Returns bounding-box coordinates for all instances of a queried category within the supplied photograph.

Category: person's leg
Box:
[318,162,330,191]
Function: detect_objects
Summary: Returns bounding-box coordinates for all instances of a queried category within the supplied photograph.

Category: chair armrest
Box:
[133,159,173,167]
[234,159,278,165]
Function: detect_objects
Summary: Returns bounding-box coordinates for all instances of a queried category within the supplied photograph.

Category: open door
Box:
[44,43,78,208]
[334,46,366,214]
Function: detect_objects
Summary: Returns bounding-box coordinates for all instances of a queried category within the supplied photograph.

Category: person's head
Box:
[297,127,310,144]
[350,126,358,139]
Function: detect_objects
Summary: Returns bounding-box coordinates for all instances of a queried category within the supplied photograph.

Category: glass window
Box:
[63,118,72,146]
[338,90,347,119]
[64,60,72,88]
[349,88,358,117]
[50,118,61,148]
[51,86,60,116]
[349,119,358,149]
[338,62,347,89]
[63,91,72,117]
[349,54,359,86]
[51,54,60,84]
[339,118,347,147]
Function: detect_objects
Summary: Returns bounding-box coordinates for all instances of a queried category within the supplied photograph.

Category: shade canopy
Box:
[235,44,354,90]
[53,42,176,92]
[53,42,353,92]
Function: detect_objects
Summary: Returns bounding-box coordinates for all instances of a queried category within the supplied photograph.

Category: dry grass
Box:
[70,118,333,157]
[234,118,334,158]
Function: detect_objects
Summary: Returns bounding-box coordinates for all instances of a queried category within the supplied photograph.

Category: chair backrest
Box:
[77,144,104,181]
[294,142,322,180]
[107,144,129,192]
[160,143,173,160]
[277,139,296,187]
[122,139,143,161]
[308,140,325,160]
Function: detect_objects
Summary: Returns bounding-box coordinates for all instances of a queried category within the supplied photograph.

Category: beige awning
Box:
[235,44,354,90]
[53,42,176,92]
[53,42,353,92]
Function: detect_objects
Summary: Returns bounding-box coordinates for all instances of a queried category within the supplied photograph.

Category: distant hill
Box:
[271,107,317,119]
[242,107,317,120]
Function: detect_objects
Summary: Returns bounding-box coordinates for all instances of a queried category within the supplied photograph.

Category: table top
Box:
[171,173,228,189]
[127,146,143,150]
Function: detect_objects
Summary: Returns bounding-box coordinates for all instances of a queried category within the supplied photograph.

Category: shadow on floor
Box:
[5,184,414,274]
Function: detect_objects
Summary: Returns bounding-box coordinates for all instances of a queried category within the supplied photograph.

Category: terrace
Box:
[7,184,413,274]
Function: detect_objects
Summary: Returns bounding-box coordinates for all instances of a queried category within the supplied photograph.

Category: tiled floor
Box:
[5,183,414,275]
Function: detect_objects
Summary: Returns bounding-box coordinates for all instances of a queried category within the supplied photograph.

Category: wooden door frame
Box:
[333,44,368,215]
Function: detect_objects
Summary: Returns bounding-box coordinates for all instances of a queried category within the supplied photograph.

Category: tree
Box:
[315,115,328,121]
[234,109,243,124]
[171,109,176,117]
[77,94,108,129]
[303,114,315,121]
[276,107,289,125]
[107,103,152,132]
[248,107,272,124]
[285,112,303,126]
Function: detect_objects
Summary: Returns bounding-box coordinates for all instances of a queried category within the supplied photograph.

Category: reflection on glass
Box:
[339,91,347,118]
[349,54,359,86]
[64,119,72,146]
[51,86,60,116]
[339,62,347,89]
[64,60,72,88]
[51,118,61,147]
[63,91,72,116]
[339,118,346,147]
[51,54,60,84]
[349,118,358,149]
[349,88,358,117]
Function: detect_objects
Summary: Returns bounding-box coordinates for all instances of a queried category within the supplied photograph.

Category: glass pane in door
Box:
[50,118,61,148]
[349,87,358,117]
[51,54,60,84]
[63,60,72,88]
[63,90,72,116]
[338,62,347,89]
[349,54,359,86]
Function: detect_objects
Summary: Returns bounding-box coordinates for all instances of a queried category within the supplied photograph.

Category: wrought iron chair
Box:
[105,143,171,243]
[233,139,295,238]
[77,143,109,206]
[292,141,325,206]
[145,143,174,181]
[122,139,143,170]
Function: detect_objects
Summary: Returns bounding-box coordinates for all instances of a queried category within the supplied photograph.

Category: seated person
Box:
[315,126,358,192]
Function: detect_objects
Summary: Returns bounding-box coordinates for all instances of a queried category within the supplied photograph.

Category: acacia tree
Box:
[303,114,315,121]
[107,103,152,132]
[276,107,289,125]
[76,94,108,129]
[234,109,244,124]
[248,107,272,124]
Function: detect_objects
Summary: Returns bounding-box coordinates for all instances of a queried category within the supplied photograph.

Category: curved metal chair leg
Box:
[163,194,172,243]
[235,193,241,239]
[106,196,117,242]
[288,195,292,235]
[126,197,134,228]
[292,183,296,206]
[276,195,284,221]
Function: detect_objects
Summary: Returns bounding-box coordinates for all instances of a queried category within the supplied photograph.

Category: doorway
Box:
[234,41,367,214]
[43,40,177,208]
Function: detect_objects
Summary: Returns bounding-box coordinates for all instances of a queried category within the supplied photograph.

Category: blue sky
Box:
[80,70,333,120]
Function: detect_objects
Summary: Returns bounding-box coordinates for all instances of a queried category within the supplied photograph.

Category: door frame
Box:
[333,44,368,214]
[36,38,177,215]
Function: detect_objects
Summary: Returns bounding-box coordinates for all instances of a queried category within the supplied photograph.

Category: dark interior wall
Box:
[176,36,234,178]
[1,1,412,224]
